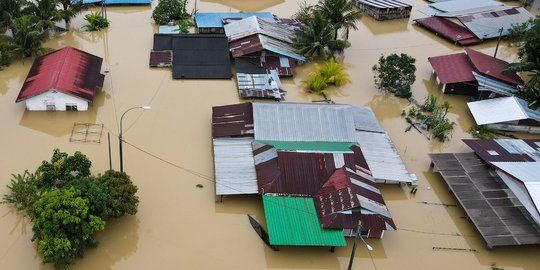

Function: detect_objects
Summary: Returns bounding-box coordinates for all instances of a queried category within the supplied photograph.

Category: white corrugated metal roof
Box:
[467,97,529,125]
[224,16,294,43]
[436,5,509,17]
[474,71,517,96]
[492,162,540,182]
[353,107,385,133]
[429,0,502,13]
[213,138,258,195]
[252,103,357,142]
[458,7,534,39]
[355,131,411,183]
[357,0,411,9]
[237,70,282,90]
[525,182,540,217]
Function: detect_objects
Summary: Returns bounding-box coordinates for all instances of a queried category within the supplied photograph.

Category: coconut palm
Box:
[292,12,350,59]
[0,0,27,32]
[317,0,361,40]
[5,15,48,57]
[25,0,76,27]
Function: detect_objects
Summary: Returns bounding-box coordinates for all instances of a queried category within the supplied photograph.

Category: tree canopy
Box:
[151,0,190,25]
[372,53,416,98]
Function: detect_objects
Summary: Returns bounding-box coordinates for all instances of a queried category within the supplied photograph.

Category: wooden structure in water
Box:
[356,0,412,21]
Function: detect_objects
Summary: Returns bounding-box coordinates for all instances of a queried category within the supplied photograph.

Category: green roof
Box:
[256,140,356,152]
[262,196,347,246]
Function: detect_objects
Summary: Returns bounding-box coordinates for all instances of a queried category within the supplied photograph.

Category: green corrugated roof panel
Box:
[262,195,347,246]
[256,140,356,152]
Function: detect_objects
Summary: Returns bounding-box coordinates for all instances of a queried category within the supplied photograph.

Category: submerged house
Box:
[415,3,534,45]
[194,12,275,34]
[212,102,409,242]
[429,140,540,249]
[225,16,305,77]
[428,47,523,97]
[467,97,540,134]
[149,34,232,79]
[356,0,412,21]
[236,71,285,100]
[16,46,105,111]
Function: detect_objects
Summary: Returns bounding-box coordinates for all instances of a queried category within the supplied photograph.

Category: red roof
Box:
[428,53,475,84]
[464,47,525,86]
[212,103,254,137]
[415,17,481,46]
[16,46,104,102]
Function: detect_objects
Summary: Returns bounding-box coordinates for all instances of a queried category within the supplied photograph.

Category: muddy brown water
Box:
[1,1,539,269]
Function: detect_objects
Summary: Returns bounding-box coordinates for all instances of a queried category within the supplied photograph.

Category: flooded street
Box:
[1,0,539,269]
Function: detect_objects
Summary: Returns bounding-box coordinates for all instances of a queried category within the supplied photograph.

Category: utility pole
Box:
[108,132,112,171]
[494,27,503,58]
[347,220,362,270]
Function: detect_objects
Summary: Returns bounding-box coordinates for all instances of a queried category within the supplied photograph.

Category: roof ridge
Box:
[51,47,72,90]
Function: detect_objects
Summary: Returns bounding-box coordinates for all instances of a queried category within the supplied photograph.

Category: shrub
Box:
[373,53,416,98]
[151,0,190,25]
[2,171,41,211]
[83,11,109,31]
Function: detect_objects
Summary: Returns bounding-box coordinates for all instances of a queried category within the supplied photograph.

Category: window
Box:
[66,104,78,111]
[46,104,56,111]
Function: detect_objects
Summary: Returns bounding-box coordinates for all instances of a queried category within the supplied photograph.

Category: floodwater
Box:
[1,0,539,269]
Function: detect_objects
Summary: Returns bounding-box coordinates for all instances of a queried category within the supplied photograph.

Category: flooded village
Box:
[1,0,540,269]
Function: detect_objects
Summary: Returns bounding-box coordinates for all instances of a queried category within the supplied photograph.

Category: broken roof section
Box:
[236,70,285,100]
[229,34,306,61]
[16,46,104,103]
[224,16,294,43]
[194,12,275,29]
[467,96,540,125]
[458,7,534,39]
[262,195,347,246]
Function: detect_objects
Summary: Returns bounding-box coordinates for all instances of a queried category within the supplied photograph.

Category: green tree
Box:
[4,15,49,57]
[25,0,62,27]
[82,11,109,31]
[372,53,416,98]
[28,187,105,270]
[151,0,190,25]
[292,0,316,25]
[97,170,139,218]
[69,177,112,218]
[2,171,41,211]
[505,17,540,109]
[316,0,361,40]
[305,58,351,99]
[0,39,13,67]
[36,149,92,189]
[0,0,27,32]
[292,12,350,59]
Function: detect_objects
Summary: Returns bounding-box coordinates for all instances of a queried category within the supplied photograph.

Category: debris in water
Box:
[196,184,204,188]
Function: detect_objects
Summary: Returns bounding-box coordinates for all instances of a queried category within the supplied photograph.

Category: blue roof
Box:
[195,12,274,28]
[79,0,151,5]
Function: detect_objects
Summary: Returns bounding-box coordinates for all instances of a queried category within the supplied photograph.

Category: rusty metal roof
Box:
[212,103,254,138]
[463,139,540,163]
[229,34,306,61]
[428,53,476,84]
[149,50,172,67]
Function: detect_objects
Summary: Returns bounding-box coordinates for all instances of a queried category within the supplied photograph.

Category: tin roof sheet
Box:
[195,12,275,28]
[463,139,540,163]
[229,34,306,61]
[458,7,534,39]
[428,53,475,84]
[357,0,411,9]
[435,5,510,17]
[474,71,518,95]
[353,107,385,133]
[149,51,172,67]
[213,138,258,195]
[256,141,356,152]
[17,46,104,102]
[414,17,481,45]
[252,102,356,142]
[262,195,347,246]
[491,162,540,183]
[236,70,284,100]
[224,16,295,43]
[467,97,540,125]
[427,0,503,14]
[212,103,254,137]
[464,47,524,86]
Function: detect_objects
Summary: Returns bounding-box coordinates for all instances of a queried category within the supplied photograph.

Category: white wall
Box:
[25,89,89,111]
[497,171,540,226]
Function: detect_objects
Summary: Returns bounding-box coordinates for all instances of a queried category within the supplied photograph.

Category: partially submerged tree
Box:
[97,170,139,218]
[372,53,416,98]
[304,58,351,99]
[316,0,361,40]
[151,0,190,25]
[292,12,350,59]
[82,11,109,31]
[504,17,540,109]
[0,0,26,32]
[292,0,316,25]
[36,149,92,189]
[5,15,49,57]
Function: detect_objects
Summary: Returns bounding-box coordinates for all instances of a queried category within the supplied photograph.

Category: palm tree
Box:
[0,0,27,32]
[317,0,362,40]
[25,0,76,28]
[5,15,48,57]
[305,58,351,100]
[292,12,350,59]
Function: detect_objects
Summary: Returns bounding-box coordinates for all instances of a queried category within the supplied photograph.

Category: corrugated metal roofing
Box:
[427,0,502,14]
[236,70,284,99]
[213,138,258,195]
[428,53,475,84]
[16,46,104,102]
[256,141,356,152]
[224,16,295,44]
[229,34,306,61]
[158,25,179,34]
[194,12,275,28]
[355,131,411,183]
[153,34,172,51]
[352,107,385,133]
[463,139,540,163]
[467,97,540,125]
[414,17,481,45]
[464,47,524,86]
[262,195,347,246]
[491,162,540,183]
[235,56,296,77]
[149,51,172,67]
[252,102,356,142]
[435,5,510,18]
[458,7,534,39]
[357,0,411,9]
[212,103,254,137]
[474,71,517,96]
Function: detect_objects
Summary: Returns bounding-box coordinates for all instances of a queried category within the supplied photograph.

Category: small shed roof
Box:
[229,34,306,61]
[17,46,104,102]
[213,138,258,195]
[149,51,172,67]
[252,102,356,142]
[224,16,294,43]
[474,71,518,96]
[467,97,540,125]
[194,12,275,28]
[428,53,475,84]
[464,47,524,86]
[458,7,534,39]
[357,0,411,9]
[262,195,347,246]
[212,103,254,137]
[414,17,481,45]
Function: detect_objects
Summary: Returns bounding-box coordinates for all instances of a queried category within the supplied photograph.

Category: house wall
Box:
[487,122,540,134]
[25,89,89,111]
[442,82,478,96]
[497,171,540,226]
